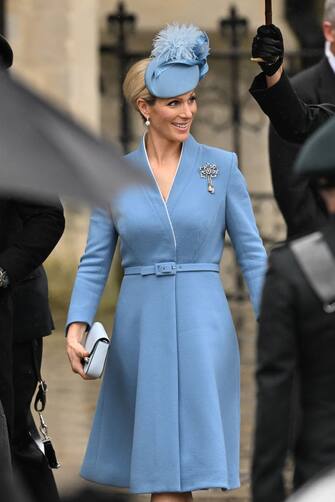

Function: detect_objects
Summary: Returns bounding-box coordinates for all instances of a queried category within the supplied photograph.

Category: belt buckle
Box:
[155,262,177,276]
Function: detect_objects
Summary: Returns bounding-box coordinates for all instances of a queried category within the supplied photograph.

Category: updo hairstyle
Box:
[123,58,156,121]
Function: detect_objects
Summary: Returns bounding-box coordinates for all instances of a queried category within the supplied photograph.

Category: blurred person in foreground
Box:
[268,0,335,239]
[66,23,267,501]
[0,34,65,502]
[252,115,335,502]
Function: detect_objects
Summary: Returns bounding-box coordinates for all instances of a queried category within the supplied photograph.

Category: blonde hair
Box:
[123,58,156,116]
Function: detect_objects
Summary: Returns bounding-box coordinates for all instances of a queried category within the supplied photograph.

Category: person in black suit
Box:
[262,8,335,493]
[268,1,335,238]
[0,35,65,502]
[9,198,65,502]
[0,197,64,500]
[268,62,332,238]
[252,116,335,502]
[249,25,335,144]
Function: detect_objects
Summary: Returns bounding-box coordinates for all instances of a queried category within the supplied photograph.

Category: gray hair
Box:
[324,0,335,24]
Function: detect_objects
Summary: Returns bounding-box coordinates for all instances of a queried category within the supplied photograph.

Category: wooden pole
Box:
[251,0,273,62]
[265,0,272,25]
[0,0,5,35]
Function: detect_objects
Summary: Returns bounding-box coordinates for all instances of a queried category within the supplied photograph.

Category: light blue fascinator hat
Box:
[145,23,210,98]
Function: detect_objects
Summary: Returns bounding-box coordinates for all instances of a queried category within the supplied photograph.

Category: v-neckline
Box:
[142,135,184,205]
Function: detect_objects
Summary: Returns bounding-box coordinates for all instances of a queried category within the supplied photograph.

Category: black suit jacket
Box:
[269,58,335,238]
[252,221,335,502]
[1,197,65,342]
[249,70,335,143]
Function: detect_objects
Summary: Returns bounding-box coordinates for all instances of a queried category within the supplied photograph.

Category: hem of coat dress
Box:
[79,471,240,494]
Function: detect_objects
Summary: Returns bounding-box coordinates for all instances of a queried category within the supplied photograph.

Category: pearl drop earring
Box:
[145,117,150,127]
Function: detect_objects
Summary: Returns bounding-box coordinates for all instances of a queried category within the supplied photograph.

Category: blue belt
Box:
[124,261,220,277]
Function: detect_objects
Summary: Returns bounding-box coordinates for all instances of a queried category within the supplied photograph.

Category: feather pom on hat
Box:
[151,24,209,68]
[145,23,210,98]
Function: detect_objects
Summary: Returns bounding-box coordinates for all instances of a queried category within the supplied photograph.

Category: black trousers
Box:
[0,290,14,433]
[12,339,60,502]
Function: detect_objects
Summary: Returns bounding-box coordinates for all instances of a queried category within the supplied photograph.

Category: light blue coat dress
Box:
[67,134,267,494]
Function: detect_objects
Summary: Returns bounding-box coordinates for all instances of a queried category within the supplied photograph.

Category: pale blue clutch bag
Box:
[83,322,110,379]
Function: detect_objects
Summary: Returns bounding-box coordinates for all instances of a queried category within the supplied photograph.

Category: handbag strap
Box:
[290,231,335,312]
[29,340,61,468]
[31,339,47,413]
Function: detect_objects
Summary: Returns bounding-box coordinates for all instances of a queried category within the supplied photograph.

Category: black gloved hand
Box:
[252,24,284,76]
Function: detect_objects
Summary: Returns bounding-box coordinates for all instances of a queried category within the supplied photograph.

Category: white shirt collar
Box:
[325,41,335,74]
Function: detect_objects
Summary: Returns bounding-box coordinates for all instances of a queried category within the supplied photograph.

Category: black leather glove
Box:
[252,24,284,76]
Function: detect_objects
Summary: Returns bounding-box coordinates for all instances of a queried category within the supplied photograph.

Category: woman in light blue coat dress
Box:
[66,24,267,502]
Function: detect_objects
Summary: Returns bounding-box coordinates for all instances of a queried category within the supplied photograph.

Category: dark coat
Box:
[0,196,65,431]
[0,285,14,433]
[269,58,335,238]
[252,220,335,502]
[0,197,65,342]
[249,70,335,144]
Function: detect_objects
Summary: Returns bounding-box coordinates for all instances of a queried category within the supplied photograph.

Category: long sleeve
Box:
[225,155,267,317]
[66,207,118,328]
[252,253,297,502]
[268,125,328,238]
[0,197,65,286]
[249,71,335,143]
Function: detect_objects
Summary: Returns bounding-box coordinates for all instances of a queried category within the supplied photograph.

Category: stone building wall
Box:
[98,1,298,193]
[5,0,296,192]
[3,0,290,312]
[99,0,287,33]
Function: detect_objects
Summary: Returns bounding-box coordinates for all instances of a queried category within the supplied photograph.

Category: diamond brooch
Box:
[200,163,219,194]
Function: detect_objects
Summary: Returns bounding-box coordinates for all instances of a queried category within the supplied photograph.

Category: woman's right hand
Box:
[66,322,90,379]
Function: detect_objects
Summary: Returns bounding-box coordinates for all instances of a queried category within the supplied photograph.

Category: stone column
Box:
[7,0,99,131]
